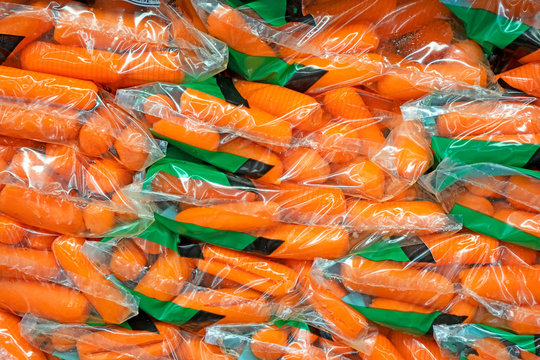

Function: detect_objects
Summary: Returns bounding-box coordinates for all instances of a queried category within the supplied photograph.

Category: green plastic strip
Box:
[182,77,225,100]
[52,351,80,360]
[356,241,410,262]
[274,319,310,331]
[226,0,288,26]
[450,204,540,249]
[155,213,258,251]
[441,2,530,52]
[431,136,540,168]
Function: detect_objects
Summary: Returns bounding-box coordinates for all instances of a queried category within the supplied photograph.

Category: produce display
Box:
[0,0,537,359]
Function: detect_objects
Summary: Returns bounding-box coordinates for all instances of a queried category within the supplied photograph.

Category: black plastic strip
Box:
[243,237,285,255]
[307,325,333,341]
[509,27,540,53]
[0,34,24,65]
[285,0,315,25]
[284,66,328,93]
[225,173,259,193]
[126,311,159,333]
[401,238,436,263]
[535,335,540,354]
[216,74,250,107]
[500,339,523,359]
[429,314,467,334]
[234,159,274,177]
[524,147,540,168]
[177,242,204,259]
[183,311,226,332]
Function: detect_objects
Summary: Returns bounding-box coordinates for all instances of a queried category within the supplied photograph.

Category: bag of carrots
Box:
[0,1,227,89]
[203,320,369,360]
[402,92,540,168]
[189,0,492,98]
[434,323,540,360]
[81,224,304,332]
[421,159,540,249]
[0,310,48,360]
[496,57,540,97]
[0,233,138,325]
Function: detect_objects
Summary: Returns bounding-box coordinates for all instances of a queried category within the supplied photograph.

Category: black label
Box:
[401,239,436,263]
[177,241,205,259]
[285,0,316,25]
[429,314,467,334]
[235,159,274,177]
[284,66,328,93]
[183,311,226,332]
[126,311,159,333]
[524,148,540,169]
[0,34,24,65]
[225,173,259,193]
[216,75,250,107]
[243,237,284,255]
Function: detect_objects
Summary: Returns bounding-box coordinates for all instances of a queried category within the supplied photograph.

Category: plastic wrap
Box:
[0,310,47,360]
[0,232,138,325]
[421,159,540,249]
[81,223,304,332]
[0,1,227,88]
[190,0,493,98]
[434,323,540,360]
[402,93,540,168]
[497,61,540,97]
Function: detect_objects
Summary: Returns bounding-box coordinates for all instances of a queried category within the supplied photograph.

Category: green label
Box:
[101,221,179,251]
[431,136,540,168]
[225,0,314,27]
[451,204,540,249]
[356,241,410,262]
[442,2,530,52]
[274,319,310,331]
[52,351,80,360]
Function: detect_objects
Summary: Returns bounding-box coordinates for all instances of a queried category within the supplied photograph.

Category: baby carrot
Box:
[0,66,98,111]
[234,81,325,131]
[109,238,146,282]
[465,177,507,199]
[520,49,540,64]
[250,224,350,260]
[118,51,185,85]
[78,109,121,158]
[0,185,86,234]
[314,122,363,163]
[25,231,58,251]
[113,122,154,171]
[346,200,451,235]
[455,191,495,216]
[20,42,122,84]
[498,63,540,97]
[310,21,379,54]
[446,39,485,66]
[144,94,177,125]
[175,201,280,232]
[460,265,540,305]
[82,202,116,235]
[53,236,134,324]
[330,158,385,198]
[0,278,90,322]
[178,334,234,360]
[251,325,289,360]
[0,214,27,245]
[134,248,191,301]
[369,298,432,313]
[469,338,513,360]
[0,242,60,281]
[280,147,330,184]
[399,19,454,62]
[322,87,373,121]
[505,175,540,213]
[132,237,166,255]
[389,331,452,360]
[44,144,84,184]
[506,305,540,334]
[493,209,540,238]
[8,148,61,186]
[500,242,537,266]
[0,309,46,360]
[303,0,397,23]
[446,296,477,323]
[85,158,134,195]
[0,99,81,143]
[390,121,431,180]
[219,138,283,185]
[152,117,220,152]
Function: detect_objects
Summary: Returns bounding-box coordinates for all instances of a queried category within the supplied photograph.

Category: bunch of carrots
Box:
[0,0,539,360]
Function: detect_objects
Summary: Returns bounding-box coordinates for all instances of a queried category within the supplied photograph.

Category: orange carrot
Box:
[132,237,166,255]
[500,242,537,266]
[250,224,350,260]
[82,202,116,235]
[446,39,485,66]
[314,122,363,163]
[25,231,58,250]
[399,20,454,62]
[251,325,289,360]
[152,117,220,152]
[178,333,234,360]
[280,147,330,184]
[303,0,397,23]
[0,185,86,234]
[8,148,61,186]
[85,158,133,194]
[498,63,540,97]
[144,94,177,125]
[446,296,478,323]
[369,298,432,314]
[520,49,540,64]
[52,236,133,324]
[118,51,184,85]
[456,191,494,216]
[465,177,507,198]
[310,22,379,54]
[493,209,540,238]
[44,143,84,184]
[505,175,540,213]
[109,239,146,282]
[113,122,154,171]
[0,214,27,245]
[0,309,46,359]
[389,331,453,360]
[0,66,98,111]
[0,242,60,281]
[506,305,540,334]
[20,42,122,84]
[341,256,455,309]
[0,278,90,322]
[389,121,431,180]
[330,158,385,198]
[78,109,121,158]
[322,87,373,121]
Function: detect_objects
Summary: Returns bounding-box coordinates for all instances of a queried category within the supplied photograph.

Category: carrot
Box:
[82,202,116,235]
[364,333,405,360]
[178,334,234,360]
[151,171,257,202]
[280,147,330,184]
[173,288,272,324]
[85,158,133,195]
[132,237,165,255]
[0,136,39,162]
[369,298,432,313]
[446,296,477,323]
[0,214,27,245]
[152,117,220,152]
[54,4,169,51]
[311,21,379,54]
[389,331,453,360]
[0,278,90,322]
[0,2,53,61]
[234,81,324,131]
[418,231,501,265]
[219,138,283,185]
[459,265,540,305]
[313,122,363,163]
[389,121,431,180]
[303,0,397,23]
[346,200,451,235]
[469,338,512,360]
[109,239,146,282]
[465,177,507,198]
[493,209,540,238]
[118,51,184,85]
[51,327,91,353]
[498,63,540,97]
[446,39,485,66]
[505,175,540,213]
[8,148,61,186]
[205,4,275,57]
[342,257,455,309]
[25,231,58,250]
[144,94,177,125]
[506,305,540,334]
[79,109,121,158]
[113,122,153,171]
[456,191,495,216]
[322,87,373,121]
[180,88,293,146]
[330,158,385,198]
[0,309,47,360]
[0,185,86,234]
[0,242,60,281]
[376,71,428,101]
[44,144,84,183]
[437,102,540,137]
[399,20,454,62]
[250,224,349,260]
[0,99,81,143]
[198,245,298,296]
[251,325,289,360]
[267,182,346,223]
[520,49,540,64]
[134,248,191,301]
[0,66,98,111]
[500,242,537,266]
[53,236,134,324]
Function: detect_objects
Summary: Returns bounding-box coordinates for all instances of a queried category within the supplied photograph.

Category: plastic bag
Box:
[0,233,138,325]
[0,310,47,360]
[497,61,540,97]
[421,159,540,249]
[402,92,540,168]
[0,1,227,87]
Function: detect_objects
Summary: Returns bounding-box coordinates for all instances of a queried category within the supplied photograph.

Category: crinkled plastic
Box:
[0,1,227,88]
[0,232,138,325]
[402,92,540,168]
[204,321,367,359]
[434,323,540,360]
[81,223,303,332]
[190,0,494,98]
[421,159,540,249]
[0,310,47,360]
[497,61,540,97]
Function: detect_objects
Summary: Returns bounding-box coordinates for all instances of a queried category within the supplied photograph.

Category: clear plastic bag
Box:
[0,1,227,88]
[0,310,47,360]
